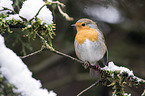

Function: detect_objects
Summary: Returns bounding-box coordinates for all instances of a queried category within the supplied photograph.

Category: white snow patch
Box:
[0,0,14,14]
[0,34,56,96]
[5,14,22,21]
[19,0,53,24]
[0,0,13,10]
[101,61,134,76]
[113,92,131,96]
[124,93,131,96]
[47,0,52,2]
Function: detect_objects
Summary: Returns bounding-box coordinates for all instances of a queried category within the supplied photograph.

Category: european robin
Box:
[72,18,108,77]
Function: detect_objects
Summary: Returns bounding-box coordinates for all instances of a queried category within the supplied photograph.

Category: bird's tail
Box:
[89,62,101,78]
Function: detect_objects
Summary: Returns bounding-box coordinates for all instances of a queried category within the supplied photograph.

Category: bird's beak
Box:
[71,24,76,27]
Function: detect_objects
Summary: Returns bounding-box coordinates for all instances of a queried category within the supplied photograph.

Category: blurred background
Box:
[5,0,145,96]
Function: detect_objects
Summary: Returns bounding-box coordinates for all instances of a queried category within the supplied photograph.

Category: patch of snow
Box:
[0,0,13,10]
[5,14,22,21]
[0,35,56,96]
[19,0,53,24]
[101,62,134,76]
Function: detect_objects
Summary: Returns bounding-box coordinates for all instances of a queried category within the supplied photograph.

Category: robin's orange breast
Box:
[75,28,99,45]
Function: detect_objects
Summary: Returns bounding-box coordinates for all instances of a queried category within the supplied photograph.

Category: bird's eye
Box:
[82,23,85,26]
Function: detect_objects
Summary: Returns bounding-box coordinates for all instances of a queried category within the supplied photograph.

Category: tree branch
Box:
[77,79,103,96]
[2,7,17,14]
[57,5,73,21]
[20,48,43,58]
[36,32,83,64]
[29,1,73,22]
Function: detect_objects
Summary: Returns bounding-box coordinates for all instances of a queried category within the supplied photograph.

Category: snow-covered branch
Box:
[77,62,145,96]
[0,35,56,96]
[101,62,145,96]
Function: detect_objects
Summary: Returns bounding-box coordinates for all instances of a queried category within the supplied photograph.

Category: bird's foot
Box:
[83,61,90,69]
[96,62,101,71]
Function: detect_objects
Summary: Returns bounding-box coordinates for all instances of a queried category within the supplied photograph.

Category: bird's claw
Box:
[96,62,101,71]
[82,61,90,69]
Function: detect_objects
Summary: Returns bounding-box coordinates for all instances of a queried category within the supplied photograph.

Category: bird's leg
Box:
[82,61,90,69]
[96,62,101,71]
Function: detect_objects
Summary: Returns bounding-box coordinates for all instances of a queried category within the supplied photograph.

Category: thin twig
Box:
[49,1,65,7]
[133,76,145,83]
[29,1,63,22]
[29,4,47,22]
[57,5,73,21]
[77,80,101,96]
[48,1,73,21]
[20,48,43,59]
[2,7,17,14]
[29,1,72,22]
[141,89,145,96]
[53,49,83,63]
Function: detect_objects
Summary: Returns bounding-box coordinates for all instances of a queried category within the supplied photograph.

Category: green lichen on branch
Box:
[0,13,55,55]
[0,14,32,55]
[0,14,12,34]
[22,18,56,47]
[98,66,145,96]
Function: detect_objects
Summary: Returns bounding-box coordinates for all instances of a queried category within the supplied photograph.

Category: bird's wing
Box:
[103,49,108,65]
